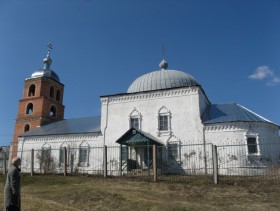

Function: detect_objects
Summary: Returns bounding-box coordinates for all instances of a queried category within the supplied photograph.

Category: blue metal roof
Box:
[201,103,277,125]
[19,116,101,137]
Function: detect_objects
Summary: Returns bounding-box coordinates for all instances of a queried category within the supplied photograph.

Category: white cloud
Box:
[249,66,280,86]
[249,66,273,80]
[267,76,280,86]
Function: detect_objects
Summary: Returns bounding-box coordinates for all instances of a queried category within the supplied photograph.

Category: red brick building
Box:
[11,51,65,159]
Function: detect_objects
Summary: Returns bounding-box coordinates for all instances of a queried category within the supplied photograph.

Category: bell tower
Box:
[11,46,65,159]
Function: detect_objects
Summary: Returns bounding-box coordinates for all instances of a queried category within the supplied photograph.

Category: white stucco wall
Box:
[101,86,208,146]
[17,133,104,174]
[204,122,280,175]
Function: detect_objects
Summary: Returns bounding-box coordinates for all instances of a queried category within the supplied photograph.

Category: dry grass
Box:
[0,174,280,211]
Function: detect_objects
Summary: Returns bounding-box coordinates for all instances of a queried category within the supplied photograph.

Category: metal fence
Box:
[7,141,280,184]
[217,143,280,184]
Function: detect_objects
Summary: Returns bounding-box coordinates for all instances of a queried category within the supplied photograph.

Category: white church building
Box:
[15,53,280,176]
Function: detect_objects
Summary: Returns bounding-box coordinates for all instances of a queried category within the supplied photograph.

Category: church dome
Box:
[127,60,200,93]
[31,69,60,82]
[31,49,60,82]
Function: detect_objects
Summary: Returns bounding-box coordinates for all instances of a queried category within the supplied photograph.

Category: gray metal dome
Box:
[127,61,200,93]
[30,50,60,82]
[31,69,60,82]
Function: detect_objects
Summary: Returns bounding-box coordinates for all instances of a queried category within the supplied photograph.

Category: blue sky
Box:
[0,0,280,146]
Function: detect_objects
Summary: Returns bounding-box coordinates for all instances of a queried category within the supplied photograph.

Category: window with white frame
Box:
[40,145,52,173]
[168,142,179,160]
[159,115,169,131]
[157,106,172,136]
[79,148,88,163]
[79,142,89,166]
[247,137,258,154]
[129,108,142,130]
[41,147,51,160]
[246,128,259,155]
[130,117,139,129]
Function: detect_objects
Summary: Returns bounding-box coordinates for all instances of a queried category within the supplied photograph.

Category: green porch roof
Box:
[116,128,164,146]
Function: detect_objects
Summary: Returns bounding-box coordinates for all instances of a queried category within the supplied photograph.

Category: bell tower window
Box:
[50,105,57,118]
[24,124,30,132]
[56,90,61,102]
[26,103,33,115]
[50,86,54,98]
[28,84,36,97]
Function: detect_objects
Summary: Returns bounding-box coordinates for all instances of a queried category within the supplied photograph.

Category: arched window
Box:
[129,108,142,130]
[79,141,89,167]
[56,90,61,102]
[28,84,36,97]
[24,124,30,132]
[50,86,54,98]
[167,136,181,162]
[41,144,51,161]
[26,103,33,115]
[157,106,172,136]
[50,105,57,118]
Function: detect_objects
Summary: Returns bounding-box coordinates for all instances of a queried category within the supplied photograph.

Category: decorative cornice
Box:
[101,87,199,104]
[20,133,102,143]
[204,122,278,132]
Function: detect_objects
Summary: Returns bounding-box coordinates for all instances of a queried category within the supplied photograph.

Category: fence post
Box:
[119,144,123,176]
[31,149,34,176]
[64,147,67,176]
[153,144,157,182]
[212,145,218,184]
[104,145,107,178]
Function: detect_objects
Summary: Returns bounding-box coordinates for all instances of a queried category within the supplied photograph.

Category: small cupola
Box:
[30,44,60,82]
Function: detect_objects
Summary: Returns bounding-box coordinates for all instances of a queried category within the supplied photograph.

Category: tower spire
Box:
[43,43,53,69]
[159,45,168,70]
[162,45,165,60]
